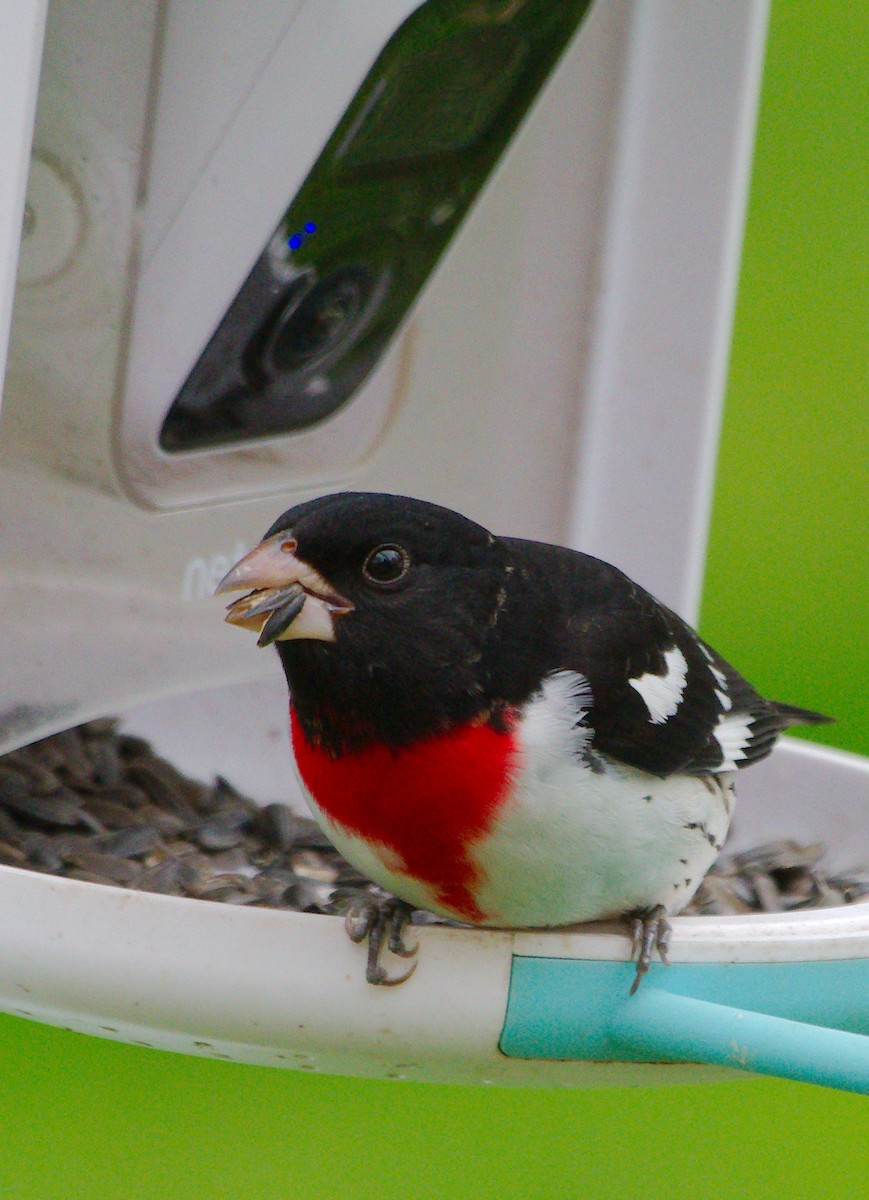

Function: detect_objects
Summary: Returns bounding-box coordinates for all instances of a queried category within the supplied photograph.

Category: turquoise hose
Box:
[500,957,869,1094]
[609,987,869,1094]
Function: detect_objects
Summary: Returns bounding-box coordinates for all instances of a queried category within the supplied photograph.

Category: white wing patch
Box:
[714,711,754,768]
[715,688,732,711]
[628,646,688,725]
[521,671,594,761]
[708,663,728,690]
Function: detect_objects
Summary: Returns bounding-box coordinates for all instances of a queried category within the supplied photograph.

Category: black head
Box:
[225,492,515,750]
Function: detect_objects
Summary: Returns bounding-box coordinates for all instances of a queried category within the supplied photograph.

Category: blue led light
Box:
[287,221,319,252]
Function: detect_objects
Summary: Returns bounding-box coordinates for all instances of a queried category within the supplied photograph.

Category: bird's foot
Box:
[344,889,419,986]
[627,904,672,995]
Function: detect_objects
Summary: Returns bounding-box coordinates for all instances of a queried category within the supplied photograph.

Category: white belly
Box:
[470,754,734,927]
[469,672,735,926]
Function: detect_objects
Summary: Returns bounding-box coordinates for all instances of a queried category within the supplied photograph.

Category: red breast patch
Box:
[290,706,518,921]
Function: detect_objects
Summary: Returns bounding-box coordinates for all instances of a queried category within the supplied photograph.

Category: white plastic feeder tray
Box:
[0,678,867,1092]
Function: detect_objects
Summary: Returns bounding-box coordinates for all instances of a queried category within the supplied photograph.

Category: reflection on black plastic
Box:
[159,0,592,453]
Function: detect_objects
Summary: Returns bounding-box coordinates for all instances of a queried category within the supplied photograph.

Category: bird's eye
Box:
[362,544,410,588]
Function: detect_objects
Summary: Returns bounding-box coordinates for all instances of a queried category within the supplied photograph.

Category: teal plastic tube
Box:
[609,988,869,1094]
[500,958,869,1094]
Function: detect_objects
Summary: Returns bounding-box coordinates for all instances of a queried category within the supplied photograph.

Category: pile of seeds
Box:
[0,719,866,920]
[684,841,869,915]
[0,719,370,914]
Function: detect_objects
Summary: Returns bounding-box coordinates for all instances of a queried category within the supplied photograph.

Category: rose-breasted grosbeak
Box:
[217,492,830,990]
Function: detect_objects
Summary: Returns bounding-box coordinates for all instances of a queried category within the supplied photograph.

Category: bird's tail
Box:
[773,701,834,728]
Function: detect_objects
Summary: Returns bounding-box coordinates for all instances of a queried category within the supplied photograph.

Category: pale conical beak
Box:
[215,532,353,647]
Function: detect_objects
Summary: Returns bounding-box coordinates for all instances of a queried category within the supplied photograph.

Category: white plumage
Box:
[471,671,734,927]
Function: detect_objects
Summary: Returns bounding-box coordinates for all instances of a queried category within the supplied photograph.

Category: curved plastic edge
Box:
[0,865,510,1085]
[0,864,728,1088]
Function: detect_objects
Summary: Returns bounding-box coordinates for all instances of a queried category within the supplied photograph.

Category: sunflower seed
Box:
[98,784,150,809]
[65,849,141,884]
[67,868,123,887]
[0,752,61,794]
[253,803,296,851]
[212,776,258,814]
[125,760,199,826]
[134,858,183,895]
[85,740,123,788]
[186,874,256,901]
[115,734,152,759]
[47,831,95,859]
[207,846,256,876]
[746,869,784,913]
[22,831,65,873]
[287,875,337,912]
[291,849,340,883]
[80,717,119,738]
[195,808,251,851]
[831,874,869,903]
[0,806,24,846]
[0,766,28,799]
[0,786,85,828]
[96,825,160,859]
[732,839,825,873]
[138,805,187,839]
[48,729,95,787]
[290,819,338,851]
[0,840,27,867]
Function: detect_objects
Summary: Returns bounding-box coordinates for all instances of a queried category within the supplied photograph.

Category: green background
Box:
[1,1,866,1195]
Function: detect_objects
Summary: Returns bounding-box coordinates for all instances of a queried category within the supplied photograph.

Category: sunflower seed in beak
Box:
[238,587,302,623]
[257,588,307,647]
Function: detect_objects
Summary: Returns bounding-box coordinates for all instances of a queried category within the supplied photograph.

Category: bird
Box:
[216,491,830,992]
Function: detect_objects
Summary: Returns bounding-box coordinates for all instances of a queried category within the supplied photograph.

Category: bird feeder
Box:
[1,0,866,1094]
[5,678,865,1091]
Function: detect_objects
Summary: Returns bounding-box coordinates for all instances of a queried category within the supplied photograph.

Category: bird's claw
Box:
[387,903,418,958]
[627,904,672,995]
[344,891,419,986]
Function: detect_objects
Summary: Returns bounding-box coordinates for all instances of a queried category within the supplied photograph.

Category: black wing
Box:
[498,538,829,778]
